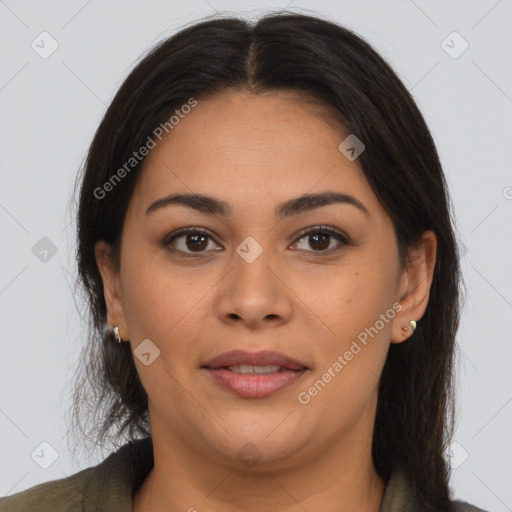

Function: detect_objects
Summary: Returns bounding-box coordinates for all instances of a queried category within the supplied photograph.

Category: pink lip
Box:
[202,350,307,370]
[204,368,308,398]
[202,350,309,399]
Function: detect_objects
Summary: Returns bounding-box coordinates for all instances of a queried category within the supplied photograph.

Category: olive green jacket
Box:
[0,437,489,511]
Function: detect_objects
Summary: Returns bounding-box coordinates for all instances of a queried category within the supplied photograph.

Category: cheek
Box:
[298,272,394,430]
[120,258,206,396]
[119,250,194,341]
[298,255,398,407]
[298,259,397,346]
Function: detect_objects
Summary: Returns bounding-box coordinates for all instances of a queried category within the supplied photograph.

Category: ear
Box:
[390,230,437,344]
[95,240,130,341]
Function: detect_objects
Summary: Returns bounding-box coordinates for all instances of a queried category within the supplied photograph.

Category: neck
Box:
[134,418,385,512]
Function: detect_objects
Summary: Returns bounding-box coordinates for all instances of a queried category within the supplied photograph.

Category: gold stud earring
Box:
[113,325,122,343]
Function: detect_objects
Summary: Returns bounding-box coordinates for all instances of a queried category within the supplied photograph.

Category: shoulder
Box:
[0,437,153,512]
[383,468,491,512]
[0,466,96,512]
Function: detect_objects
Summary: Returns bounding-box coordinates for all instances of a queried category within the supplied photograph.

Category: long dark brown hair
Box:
[69,11,463,511]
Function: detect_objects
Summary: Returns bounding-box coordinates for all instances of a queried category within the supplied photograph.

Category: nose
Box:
[214,244,293,330]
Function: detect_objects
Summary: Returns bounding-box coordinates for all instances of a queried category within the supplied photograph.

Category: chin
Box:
[201,417,309,469]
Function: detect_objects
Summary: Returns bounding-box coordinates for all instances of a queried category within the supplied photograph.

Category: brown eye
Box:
[164,225,349,257]
[165,228,221,255]
[292,226,349,253]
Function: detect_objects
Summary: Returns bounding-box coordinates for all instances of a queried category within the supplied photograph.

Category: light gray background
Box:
[1,1,511,510]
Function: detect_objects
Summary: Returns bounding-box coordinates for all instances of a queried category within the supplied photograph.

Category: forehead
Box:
[128,90,379,220]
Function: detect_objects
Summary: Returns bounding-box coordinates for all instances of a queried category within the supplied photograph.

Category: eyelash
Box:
[163,225,350,257]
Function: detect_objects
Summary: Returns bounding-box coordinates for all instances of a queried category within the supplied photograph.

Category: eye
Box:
[291,225,349,253]
[164,227,222,256]
[163,225,350,257]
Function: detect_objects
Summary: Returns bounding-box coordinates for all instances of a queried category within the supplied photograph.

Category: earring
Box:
[401,320,417,333]
[113,325,122,343]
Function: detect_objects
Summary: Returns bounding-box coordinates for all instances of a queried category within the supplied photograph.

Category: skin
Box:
[95,90,436,512]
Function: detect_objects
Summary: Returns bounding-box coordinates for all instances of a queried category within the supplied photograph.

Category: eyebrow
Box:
[145,191,370,219]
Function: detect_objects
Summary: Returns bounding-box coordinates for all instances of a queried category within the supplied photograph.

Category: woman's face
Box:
[96,90,435,470]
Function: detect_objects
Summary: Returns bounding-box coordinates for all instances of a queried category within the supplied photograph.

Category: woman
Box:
[1,11,489,512]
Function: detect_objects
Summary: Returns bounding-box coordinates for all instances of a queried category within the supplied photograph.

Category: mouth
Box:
[203,349,308,371]
[202,350,309,398]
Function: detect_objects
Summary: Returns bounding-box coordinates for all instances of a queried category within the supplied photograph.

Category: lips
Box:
[202,350,308,371]
[202,350,309,398]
